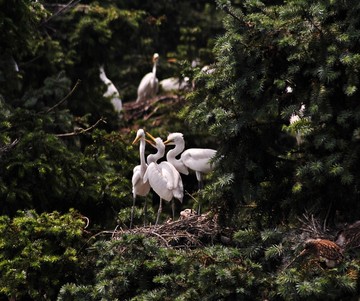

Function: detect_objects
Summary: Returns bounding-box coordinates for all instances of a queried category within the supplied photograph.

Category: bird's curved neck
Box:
[147,146,164,165]
[152,61,157,76]
[139,138,147,170]
[166,140,187,174]
[167,139,185,161]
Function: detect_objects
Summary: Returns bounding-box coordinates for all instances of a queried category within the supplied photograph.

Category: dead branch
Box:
[43,79,81,114]
[42,0,81,25]
[0,139,19,155]
[298,212,333,240]
[55,118,106,137]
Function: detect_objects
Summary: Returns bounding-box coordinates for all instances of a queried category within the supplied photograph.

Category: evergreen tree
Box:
[188,0,360,226]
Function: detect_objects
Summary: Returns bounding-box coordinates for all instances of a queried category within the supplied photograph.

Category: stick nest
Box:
[113,213,228,249]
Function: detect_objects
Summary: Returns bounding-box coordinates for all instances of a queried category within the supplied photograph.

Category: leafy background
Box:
[1,0,360,300]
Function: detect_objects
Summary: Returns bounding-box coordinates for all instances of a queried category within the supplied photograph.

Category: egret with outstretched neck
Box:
[130,129,150,228]
[164,132,216,213]
[144,132,183,225]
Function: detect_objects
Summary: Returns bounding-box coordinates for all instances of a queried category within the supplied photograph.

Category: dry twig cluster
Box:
[113,213,221,249]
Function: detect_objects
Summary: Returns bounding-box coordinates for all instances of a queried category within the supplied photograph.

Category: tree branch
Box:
[0,139,19,154]
[221,5,243,24]
[41,0,81,25]
[43,79,81,114]
[55,118,106,137]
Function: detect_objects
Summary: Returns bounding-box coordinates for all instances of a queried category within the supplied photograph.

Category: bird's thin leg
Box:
[130,196,136,229]
[196,172,204,215]
[197,179,203,215]
[171,199,175,221]
[198,179,204,191]
[143,199,147,227]
[155,198,163,226]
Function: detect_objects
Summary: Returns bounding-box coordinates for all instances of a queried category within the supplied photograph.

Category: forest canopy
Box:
[1,0,360,300]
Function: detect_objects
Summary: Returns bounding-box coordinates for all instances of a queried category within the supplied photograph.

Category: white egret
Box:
[130,129,151,228]
[99,65,122,116]
[136,53,159,102]
[159,77,190,92]
[144,132,184,225]
[289,104,306,145]
[164,132,216,213]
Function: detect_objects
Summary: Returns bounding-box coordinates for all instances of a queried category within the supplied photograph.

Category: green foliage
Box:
[188,0,360,225]
[0,93,134,226]
[275,260,360,300]
[58,235,267,301]
[0,209,87,300]
[2,0,360,300]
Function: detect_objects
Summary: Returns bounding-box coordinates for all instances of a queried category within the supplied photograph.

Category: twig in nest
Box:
[56,118,106,137]
[298,212,334,242]
[113,213,220,249]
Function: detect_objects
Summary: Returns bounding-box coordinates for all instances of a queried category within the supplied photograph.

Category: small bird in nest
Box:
[180,208,196,220]
[300,238,344,268]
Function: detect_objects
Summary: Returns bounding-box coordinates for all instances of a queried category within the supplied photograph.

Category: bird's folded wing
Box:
[182,149,217,173]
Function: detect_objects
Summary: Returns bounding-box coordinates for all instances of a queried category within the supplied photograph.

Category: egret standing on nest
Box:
[144,132,183,225]
[131,129,151,228]
[136,53,159,102]
[164,132,216,214]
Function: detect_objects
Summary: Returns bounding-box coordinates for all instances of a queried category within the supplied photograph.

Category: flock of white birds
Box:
[99,53,191,116]
[98,53,214,228]
[131,129,216,228]
[99,54,305,227]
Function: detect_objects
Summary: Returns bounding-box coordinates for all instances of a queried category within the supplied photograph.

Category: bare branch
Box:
[0,139,19,154]
[41,0,81,25]
[43,79,81,114]
[55,118,106,137]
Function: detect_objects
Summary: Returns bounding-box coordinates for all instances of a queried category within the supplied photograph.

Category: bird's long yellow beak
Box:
[132,136,140,145]
[145,139,156,148]
[146,132,156,142]
[145,132,159,148]
[163,138,173,145]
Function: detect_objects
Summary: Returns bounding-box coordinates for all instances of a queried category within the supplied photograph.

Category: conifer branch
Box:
[221,5,243,24]
[304,15,324,36]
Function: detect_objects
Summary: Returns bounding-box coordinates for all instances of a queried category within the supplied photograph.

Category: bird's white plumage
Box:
[130,129,152,228]
[131,129,150,198]
[164,132,216,180]
[144,161,183,202]
[159,77,190,92]
[289,104,307,145]
[143,137,183,203]
[99,65,122,114]
[181,148,217,175]
[143,135,184,224]
[136,53,159,102]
